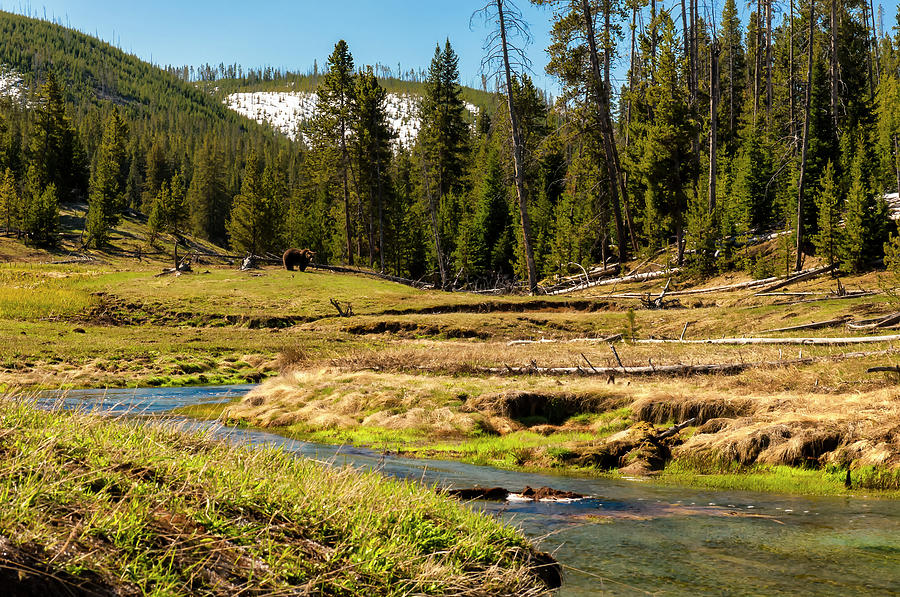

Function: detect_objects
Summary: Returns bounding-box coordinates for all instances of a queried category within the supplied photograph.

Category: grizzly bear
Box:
[283,248,315,272]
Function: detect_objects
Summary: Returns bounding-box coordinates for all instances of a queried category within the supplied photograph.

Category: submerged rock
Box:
[447,485,585,502]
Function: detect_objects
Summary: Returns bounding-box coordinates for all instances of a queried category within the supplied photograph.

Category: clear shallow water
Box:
[39,385,900,596]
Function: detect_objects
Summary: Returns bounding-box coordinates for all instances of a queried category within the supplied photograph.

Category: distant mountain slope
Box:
[0,10,290,156]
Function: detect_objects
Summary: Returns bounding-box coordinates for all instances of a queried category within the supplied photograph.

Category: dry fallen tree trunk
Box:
[507,334,623,346]
[753,264,835,294]
[481,349,895,377]
[847,313,900,331]
[867,365,900,374]
[636,333,900,346]
[760,317,849,334]
[543,264,621,295]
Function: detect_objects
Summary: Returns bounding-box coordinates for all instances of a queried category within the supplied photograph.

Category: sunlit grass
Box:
[0,267,97,319]
[0,396,554,595]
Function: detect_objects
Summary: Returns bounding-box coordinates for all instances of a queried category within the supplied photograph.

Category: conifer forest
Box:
[1,1,900,290]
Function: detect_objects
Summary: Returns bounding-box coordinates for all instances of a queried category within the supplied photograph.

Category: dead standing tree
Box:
[473,0,539,294]
[795,0,815,271]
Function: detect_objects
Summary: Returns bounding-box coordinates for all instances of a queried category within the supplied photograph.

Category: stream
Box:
[44,385,900,596]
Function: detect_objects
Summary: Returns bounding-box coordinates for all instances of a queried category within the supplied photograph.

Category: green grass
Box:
[0,267,97,319]
[657,462,900,497]
[0,397,555,595]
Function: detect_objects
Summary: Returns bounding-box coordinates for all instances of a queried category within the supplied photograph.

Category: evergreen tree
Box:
[728,124,773,234]
[227,150,284,255]
[717,0,746,157]
[86,108,129,248]
[420,40,469,287]
[141,138,170,214]
[23,181,58,245]
[638,11,697,262]
[0,167,18,235]
[187,139,229,242]
[812,160,841,268]
[311,40,356,264]
[840,138,889,272]
[148,170,188,238]
[28,72,87,202]
[352,67,394,269]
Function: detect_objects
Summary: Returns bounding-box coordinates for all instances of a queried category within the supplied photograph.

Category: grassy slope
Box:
[0,398,554,595]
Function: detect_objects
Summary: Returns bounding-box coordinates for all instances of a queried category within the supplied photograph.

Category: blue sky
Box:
[2,0,899,94]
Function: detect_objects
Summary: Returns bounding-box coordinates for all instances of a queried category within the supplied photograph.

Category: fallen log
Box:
[772,291,877,305]
[587,268,683,290]
[312,263,433,289]
[487,357,818,376]
[481,348,897,377]
[867,365,900,374]
[760,317,850,334]
[543,264,621,295]
[636,333,900,346]
[753,264,836,295]
[656,418,697,440]
[847,312,900,331]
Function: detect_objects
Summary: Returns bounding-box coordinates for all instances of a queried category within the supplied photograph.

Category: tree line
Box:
[2,2,900,289]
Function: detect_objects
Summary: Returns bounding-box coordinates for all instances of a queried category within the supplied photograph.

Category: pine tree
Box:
[86,108,129,248]
[28,72,87,202]
[638,11,697,262]
[728,124,773,234]
[420,40,469,287]
[148,170,188,238]
[352,67,394,269]
[187,140,229,242]
[312,40,356,264]
[717,0,746,157]
[141,138,170,214]
[227,150,284,255]
[23,182,58,245]
[812,160,841,268]
[0,167,18,235]
[840,138,889,272]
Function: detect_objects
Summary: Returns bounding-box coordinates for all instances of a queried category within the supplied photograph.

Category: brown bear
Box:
[283,248,316,272]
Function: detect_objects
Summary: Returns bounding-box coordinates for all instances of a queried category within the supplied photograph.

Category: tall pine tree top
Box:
[420,39,469,197]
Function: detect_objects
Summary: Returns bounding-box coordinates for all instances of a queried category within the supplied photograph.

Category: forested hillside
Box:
[0,9,294,246]
[2,2,900,292]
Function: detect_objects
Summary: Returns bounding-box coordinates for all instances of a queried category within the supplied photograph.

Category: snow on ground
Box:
[225,90,477,147]
[885,192,900,220]
[0,65,24,100]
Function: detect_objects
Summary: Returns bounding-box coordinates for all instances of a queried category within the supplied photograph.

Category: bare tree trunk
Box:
[681,0,691,92]
[894,135,900,194]
[796,0,815,272]
[790,0,796,148]
[423,161,447,288]
[862,0,874,97]
[496,0,538,294]
[766,0,772,124]
[376,150,385,272]
[342,170,353,266]
[870,0,881,85]
[830,0,839,134]
[580,0,629,264]
[754,0,762,121]
[710,39,719,214]
[729,28,735,137]
[650,0,657,60]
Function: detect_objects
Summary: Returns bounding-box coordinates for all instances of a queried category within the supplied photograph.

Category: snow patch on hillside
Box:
[0,66,24,100]
[225,91,477,147]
